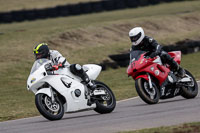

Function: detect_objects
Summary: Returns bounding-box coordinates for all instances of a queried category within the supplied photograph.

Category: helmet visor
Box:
[34,53,43,59]
[130,32,142,42]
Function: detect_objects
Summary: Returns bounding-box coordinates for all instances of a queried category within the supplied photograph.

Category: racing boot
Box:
[71,64,97,90]
[87,80,97,91]
[81,74,97,106]
[160,51,185,78]
[81,71,97,91]
[86,80,97,106]
[169,59,186,78]
[177,66,186,78]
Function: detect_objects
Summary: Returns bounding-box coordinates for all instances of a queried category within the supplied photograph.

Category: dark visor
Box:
[35,53,43,59]
[130,32,141,42]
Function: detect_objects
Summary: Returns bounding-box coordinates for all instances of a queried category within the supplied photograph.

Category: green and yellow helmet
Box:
[33,43,50,59]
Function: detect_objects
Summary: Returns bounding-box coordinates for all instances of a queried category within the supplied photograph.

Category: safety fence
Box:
[0,0,188,23]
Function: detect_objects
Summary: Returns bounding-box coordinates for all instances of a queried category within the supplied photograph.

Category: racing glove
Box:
[149,52,158,58]
[52,63,64,70]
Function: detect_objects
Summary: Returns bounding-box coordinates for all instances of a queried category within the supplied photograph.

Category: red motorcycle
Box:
[127,50,198,104]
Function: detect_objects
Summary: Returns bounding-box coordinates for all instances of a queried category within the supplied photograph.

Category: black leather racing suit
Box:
[130,36,179,71]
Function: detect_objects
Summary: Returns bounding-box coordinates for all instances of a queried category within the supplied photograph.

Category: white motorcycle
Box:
[27,59,116,120]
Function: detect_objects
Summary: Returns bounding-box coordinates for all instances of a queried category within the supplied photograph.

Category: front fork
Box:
[147,73,153,89]
[50,87,55,103]
[145,73,157,99]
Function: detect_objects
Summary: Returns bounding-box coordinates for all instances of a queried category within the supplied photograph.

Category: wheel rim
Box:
[41,95,61,115]
[95,85,113,107]
[44,96,60,112]
[143,81,157,100]
[182,74,196,92]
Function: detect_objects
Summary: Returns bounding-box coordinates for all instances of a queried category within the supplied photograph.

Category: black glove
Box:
[45,63,53,71]
[149,52,158,58]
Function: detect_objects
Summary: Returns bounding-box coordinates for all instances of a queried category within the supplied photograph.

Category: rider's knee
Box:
[70,64,83,75]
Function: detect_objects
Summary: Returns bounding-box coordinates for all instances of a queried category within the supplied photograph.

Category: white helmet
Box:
[129,27,145,46]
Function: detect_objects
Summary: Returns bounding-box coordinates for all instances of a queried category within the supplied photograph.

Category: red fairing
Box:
[127,51,181,86]
[135,74,149,81]
[168,51,181,64]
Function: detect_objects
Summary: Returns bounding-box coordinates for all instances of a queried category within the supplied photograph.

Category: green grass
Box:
[0,0,200,122]
[120,122,200,133]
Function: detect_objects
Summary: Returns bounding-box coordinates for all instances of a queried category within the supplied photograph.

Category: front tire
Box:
[93,81,116,114]
[181,70,198,99]
[135,78,160,104]
[35,93,64,121]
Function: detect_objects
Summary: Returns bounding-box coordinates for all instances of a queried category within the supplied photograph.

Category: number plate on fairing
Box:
[93,90,106,95]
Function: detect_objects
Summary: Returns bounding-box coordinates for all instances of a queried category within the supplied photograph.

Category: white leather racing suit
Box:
[49,50,70,66]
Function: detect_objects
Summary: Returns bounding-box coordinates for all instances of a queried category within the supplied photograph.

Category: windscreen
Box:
[30,59,50,74]
[130,50,146,62]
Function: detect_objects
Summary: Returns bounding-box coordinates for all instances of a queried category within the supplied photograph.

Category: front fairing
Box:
[27,59,51,92]
[127,51,170,85]
[127,50,150,76]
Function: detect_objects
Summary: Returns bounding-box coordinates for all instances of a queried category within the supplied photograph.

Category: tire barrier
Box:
[91,1,103,12]
[11,11,25,22]
[68,4,81,15]
[56,6,70,17]
[0,0,189,23]
[98,60,119,71]
[109,53,130,67]
[107,39,200,69]
[35,9,48,19]
[80,3,92,13]
[102,0,115,11]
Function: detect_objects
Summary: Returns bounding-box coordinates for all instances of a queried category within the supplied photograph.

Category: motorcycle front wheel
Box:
[135,78,160,104]
[93,81,116,114]
[35,93,64,121]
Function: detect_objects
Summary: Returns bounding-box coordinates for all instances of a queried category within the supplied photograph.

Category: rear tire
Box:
[35,93,64,121]
[181,70,198,99]
[93,81,116,114]
[135,78,160,104]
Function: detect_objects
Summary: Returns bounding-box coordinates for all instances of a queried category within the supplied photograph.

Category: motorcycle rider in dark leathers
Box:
[129,27,185,94]
[33,43,96,92]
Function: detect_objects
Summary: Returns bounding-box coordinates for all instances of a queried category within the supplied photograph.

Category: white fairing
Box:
[27,59,103,113]
[83,64,102,80]
[36,88,51,97]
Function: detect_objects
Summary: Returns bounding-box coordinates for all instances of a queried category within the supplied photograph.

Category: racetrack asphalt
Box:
[0,82,200,133]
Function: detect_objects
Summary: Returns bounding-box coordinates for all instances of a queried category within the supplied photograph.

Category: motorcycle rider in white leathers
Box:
[33,43,96,90]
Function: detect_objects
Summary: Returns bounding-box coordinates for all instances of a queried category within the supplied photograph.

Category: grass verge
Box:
[119,122,200,133]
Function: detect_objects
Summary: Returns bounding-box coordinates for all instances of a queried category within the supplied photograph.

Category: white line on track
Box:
[117,96,139,103]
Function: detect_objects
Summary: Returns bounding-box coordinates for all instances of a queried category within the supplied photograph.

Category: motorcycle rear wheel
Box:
[135,78,160,104]
[93,81,116,114]
[181,70,198,99]
[35,93,64,121]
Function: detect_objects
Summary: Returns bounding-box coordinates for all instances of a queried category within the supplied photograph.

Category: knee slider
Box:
[70,64,82,74]
[75,64,82,71]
